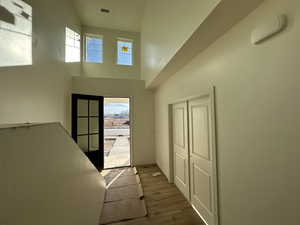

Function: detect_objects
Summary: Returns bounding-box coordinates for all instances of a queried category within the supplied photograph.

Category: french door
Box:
[72,94,104,170]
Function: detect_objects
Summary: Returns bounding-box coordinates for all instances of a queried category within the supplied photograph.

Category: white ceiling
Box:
[74,0,147,32]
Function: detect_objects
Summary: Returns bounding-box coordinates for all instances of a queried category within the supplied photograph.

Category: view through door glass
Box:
[104,98,131,169]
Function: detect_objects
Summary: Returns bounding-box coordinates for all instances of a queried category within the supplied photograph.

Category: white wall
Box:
[72,77,155,165]
[0,123,106,225]
[82,26,141,80]
[141,0,220,85]
[154,0,300,225]
[0,0,81,131]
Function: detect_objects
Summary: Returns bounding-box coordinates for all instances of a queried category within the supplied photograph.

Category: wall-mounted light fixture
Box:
[251,14,287,44]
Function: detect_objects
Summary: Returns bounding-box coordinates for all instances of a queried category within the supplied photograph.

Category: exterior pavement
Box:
[104,129,130,169]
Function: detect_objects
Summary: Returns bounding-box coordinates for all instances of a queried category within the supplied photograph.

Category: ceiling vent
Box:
[100,8,110,13]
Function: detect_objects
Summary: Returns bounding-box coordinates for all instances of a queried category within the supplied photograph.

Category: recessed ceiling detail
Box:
[74,0,146,32]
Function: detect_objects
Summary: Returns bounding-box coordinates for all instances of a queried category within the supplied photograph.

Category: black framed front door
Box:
[72,94,104,170]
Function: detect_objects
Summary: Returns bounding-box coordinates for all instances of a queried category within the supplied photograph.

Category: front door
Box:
[72,94,104,170]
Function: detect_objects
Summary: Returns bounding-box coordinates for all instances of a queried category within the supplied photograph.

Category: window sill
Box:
[116,64,134,67]
[84,61,103,64]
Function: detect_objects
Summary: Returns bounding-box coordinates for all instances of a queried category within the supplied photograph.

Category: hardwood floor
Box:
[110,165,205,225]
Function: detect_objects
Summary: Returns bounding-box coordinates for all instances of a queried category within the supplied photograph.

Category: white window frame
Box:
[65,27,81,63]
[116,38,134,66]
[85,34,104,64]
[0,0,33,67]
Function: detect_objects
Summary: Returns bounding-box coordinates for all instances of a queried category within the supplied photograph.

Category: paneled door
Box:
[173,101,190,200]
[188,95,218,225]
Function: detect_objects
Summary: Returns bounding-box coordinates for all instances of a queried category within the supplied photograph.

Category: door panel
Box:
[77,136,88,152]
[89,100,99,116]
[191,105,210,160]
[189,95,218,225]
[89,135,99,151]
[173,101,190,200]
[175,152,187,185]
[78,118,88,135]
[77,99,88,116]
[174,107,185,148]
[192,162,212,211]
[89,118,99,133]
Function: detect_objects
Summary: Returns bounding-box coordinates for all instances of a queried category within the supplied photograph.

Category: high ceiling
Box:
[74,0,147,32]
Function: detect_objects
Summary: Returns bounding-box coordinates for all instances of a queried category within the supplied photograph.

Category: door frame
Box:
[103,96,133,169]
[168,86,219,225]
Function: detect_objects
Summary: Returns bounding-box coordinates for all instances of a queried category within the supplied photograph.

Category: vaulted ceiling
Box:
[73,0,146,32]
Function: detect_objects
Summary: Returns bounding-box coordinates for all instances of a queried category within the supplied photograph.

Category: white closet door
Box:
[188,95,218,225]
[173,101,190,200]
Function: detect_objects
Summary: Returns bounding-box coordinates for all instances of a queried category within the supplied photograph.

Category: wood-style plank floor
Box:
[110,165,205,225]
